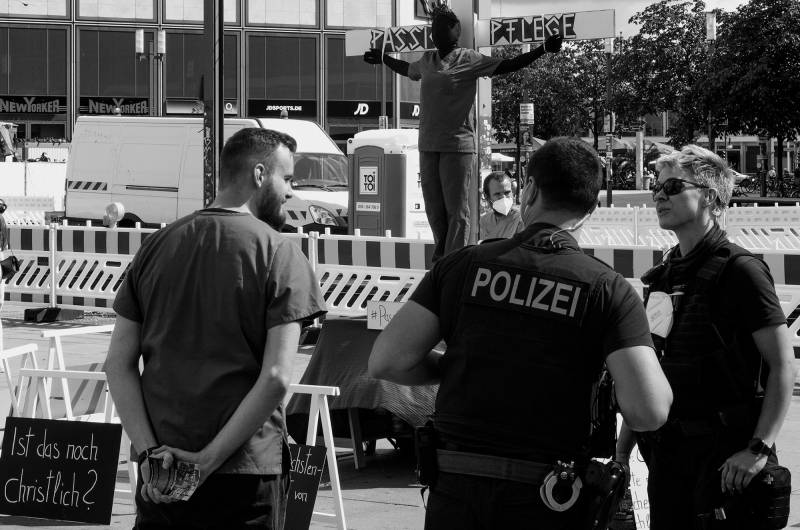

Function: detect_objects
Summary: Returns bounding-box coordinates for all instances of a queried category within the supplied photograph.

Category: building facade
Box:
[0,0,424,150]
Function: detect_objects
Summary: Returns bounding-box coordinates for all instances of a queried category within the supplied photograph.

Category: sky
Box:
[494,0,748,36]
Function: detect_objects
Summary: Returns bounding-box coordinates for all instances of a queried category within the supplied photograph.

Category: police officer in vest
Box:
[616,145,795,529]
[369,137,673,529]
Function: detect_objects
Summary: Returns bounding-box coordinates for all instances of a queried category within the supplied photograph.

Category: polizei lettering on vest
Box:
[467,264,587,321]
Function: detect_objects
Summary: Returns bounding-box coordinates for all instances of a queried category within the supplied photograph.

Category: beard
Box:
[253,183,286,230]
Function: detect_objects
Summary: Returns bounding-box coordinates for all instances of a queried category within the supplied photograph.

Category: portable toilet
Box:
[347,128,432,239]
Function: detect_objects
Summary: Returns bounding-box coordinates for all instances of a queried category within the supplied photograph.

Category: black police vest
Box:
[643,243,761,421]
[433,228,609,461]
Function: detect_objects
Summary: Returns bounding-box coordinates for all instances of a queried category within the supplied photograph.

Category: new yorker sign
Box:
[0,96,67,114]
[79,97,150,115]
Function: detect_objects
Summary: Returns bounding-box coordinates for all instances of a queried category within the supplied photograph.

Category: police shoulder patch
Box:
[463,261,589,322]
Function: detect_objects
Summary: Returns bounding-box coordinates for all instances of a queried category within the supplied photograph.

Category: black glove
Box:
[543,34,563,53]
[363,48,384,65]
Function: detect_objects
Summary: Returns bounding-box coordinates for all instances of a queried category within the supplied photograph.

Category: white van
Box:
[65,116,348,232]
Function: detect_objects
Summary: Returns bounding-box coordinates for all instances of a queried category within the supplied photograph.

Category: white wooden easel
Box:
[289,383,347,530]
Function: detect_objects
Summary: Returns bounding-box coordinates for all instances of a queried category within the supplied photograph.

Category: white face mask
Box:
[492,196,514,216]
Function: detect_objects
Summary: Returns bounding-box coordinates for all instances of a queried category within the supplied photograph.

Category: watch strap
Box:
[137,446,159,467]
[747,438,773,457]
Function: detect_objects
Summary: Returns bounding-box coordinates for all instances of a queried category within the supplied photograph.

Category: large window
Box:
[166,33,238,99]
[0,1,68,17]
[326,37,391,102]
[247,0,317,27]
[78,0,155,20]
[248,34,316,100]
[164,0,239,23]
[0,27,67,96]
[80,29,149,97]
[326,0,391,28]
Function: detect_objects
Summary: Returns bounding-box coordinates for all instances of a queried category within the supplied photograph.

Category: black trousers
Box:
[134,473,289,529]
[424,471,582,530]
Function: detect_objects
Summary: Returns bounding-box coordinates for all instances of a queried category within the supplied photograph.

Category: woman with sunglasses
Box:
[616,145,795,529]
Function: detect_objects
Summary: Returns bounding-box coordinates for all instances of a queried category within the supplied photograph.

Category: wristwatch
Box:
[137,446,159,467]
[747,438,773,457]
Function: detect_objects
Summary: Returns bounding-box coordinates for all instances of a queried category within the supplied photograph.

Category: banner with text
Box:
[489,10,615,46]
[346,10,615,55]
[0,417,122,524]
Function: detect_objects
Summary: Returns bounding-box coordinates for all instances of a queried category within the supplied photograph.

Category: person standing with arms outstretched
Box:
[364,1,562,260]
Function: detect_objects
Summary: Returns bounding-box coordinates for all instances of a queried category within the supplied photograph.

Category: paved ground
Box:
[0,303,798,529]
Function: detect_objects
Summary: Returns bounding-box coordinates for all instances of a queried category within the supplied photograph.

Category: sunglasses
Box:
[651,178,709,200]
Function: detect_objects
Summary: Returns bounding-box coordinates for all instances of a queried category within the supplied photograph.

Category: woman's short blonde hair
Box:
[655,144,733,216]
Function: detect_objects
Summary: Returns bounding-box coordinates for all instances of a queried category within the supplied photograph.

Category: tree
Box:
[613,0,714,147]
[491,44,604,144]
[707,0,800,182]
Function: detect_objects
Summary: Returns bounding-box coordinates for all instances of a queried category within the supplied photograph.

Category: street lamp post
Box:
[135,29,165,116]
[604,37,614,207]
[518,94,534,204]
[705,11,717,152]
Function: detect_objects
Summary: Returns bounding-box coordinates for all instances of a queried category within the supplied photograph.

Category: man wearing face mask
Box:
[369,137,672,529]
[364,1,562,261]
[479,172,523,240]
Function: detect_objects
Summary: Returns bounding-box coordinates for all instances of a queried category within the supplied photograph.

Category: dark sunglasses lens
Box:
[652,179,685,199]
[665,179,686,195]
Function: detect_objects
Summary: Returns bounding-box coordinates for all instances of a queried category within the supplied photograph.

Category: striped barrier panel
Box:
[579,207,638,246]
[726,207,800,251]
[315,234,435,270]
[317,264,426,318]
[3,249,53,306]
[8,225,157,255]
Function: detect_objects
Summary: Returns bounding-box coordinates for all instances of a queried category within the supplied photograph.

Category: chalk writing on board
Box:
[0,417,121,524]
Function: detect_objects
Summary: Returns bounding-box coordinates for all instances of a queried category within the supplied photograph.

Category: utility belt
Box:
[415,424,628,529]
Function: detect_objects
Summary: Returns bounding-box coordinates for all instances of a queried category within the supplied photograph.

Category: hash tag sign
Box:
[0,417,122,524]
[285,444,327,530]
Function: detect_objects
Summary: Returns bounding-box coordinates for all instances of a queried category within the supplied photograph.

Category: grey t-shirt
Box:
[408,48,501,153]
[114,209,326,475]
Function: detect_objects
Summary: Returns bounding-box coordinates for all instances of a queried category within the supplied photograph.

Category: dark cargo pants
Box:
[419,151,474,262]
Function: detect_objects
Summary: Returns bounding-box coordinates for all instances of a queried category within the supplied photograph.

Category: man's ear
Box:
[253,164,265,188]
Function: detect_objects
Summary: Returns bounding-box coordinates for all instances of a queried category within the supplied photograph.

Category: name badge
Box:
[646,291,675,338]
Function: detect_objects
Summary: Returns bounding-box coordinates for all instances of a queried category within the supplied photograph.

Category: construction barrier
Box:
[7,204,800,250]
[1,224,799,350]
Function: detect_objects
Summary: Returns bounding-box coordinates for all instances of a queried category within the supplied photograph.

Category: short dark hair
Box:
[526,137,602,215]
[483,171,510,198]
[220,128,297,188]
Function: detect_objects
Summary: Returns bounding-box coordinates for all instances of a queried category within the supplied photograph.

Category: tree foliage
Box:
[489,0,800,164]
[613,0,716,147]
[491,43,607,143]
[707,0,800,175]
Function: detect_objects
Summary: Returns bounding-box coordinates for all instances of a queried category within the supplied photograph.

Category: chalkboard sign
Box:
[285,444,327,530]
[0,417,122,524]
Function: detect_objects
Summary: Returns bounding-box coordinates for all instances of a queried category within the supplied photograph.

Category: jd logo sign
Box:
[412,104,420,117]
[354,103,370,116]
